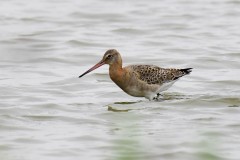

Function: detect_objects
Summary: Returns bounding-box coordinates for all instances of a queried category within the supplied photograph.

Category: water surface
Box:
[0,0,240,160]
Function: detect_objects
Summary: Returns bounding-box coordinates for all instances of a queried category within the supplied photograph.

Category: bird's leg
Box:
[157,93,162,97]
[153,93,163,101]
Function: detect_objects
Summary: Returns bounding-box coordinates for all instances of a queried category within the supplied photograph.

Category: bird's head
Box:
[79,49,121,78]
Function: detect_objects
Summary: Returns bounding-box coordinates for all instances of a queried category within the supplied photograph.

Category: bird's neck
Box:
[109,61,124,86]
[109,61,123,76]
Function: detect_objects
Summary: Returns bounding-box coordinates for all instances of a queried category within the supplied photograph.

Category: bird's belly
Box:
[123,83,159,98]
[123,86,146,97]
[122,80,177,99]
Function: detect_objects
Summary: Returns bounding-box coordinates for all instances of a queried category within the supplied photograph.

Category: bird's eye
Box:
[107,55,112,59]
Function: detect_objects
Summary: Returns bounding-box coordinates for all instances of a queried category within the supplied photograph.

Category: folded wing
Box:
[131,65,192,85]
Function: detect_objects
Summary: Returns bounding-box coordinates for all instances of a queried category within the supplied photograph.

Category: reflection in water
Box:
[108,106,131,112]
[114,101,141,105]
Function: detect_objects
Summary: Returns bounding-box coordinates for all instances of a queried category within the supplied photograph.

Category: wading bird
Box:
[79,49,192,100]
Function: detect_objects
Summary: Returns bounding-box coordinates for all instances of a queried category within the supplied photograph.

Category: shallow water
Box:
[0,0,240,160]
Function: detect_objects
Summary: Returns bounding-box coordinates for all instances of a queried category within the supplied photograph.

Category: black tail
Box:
[180,68,193,75]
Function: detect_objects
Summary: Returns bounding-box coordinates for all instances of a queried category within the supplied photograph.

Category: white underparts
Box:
[145,80,178,100]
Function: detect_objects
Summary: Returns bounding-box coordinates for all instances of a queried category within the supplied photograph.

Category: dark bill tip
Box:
[78,60,105,78]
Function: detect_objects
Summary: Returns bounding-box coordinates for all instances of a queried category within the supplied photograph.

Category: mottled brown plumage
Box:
[79,49,192,100]
[131,65,192,85]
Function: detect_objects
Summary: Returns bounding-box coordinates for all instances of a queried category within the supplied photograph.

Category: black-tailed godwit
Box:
[79,49,192,100]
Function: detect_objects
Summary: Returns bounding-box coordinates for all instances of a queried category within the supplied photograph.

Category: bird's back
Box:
[127,65,192,85]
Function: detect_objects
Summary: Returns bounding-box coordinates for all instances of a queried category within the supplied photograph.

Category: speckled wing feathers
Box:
[131,65,192,85]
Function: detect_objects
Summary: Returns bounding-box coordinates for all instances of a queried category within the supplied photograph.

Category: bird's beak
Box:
[79,60,105,78]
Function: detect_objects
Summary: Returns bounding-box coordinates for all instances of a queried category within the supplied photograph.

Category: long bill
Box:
[79,60,105,78]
